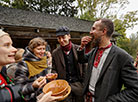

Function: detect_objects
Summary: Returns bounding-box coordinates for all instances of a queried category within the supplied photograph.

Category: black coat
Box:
[78,45,138,102]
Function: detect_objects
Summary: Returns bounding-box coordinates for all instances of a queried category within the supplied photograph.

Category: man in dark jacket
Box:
[77,18,138,102]
[52,26,86,102]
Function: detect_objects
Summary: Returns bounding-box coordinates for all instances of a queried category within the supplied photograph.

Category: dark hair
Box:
[28,37,47,51]
[97,18,114,37]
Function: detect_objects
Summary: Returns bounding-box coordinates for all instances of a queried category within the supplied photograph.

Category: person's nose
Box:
[90,31,93,36]
[41,49,46,54]
[60,38,64,42]
[12,46,17,53]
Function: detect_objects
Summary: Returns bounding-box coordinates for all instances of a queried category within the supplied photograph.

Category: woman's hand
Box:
[38,91,63,102]
[32,76,46,88]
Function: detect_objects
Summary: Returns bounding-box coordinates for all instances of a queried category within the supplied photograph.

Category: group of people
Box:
[0,18,138,102]
[0,30,61,102]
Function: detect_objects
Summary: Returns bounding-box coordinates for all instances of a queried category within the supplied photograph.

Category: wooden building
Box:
[0,6,93,51]
[0,6,120,52]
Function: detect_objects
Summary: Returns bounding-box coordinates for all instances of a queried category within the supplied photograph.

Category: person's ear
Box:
[102,28,107,35]
[68,34,71,39]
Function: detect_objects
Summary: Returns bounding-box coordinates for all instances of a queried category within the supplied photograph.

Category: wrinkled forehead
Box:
[0,29,9,38]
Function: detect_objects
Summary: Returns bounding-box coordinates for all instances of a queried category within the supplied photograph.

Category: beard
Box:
[91,35,101,48]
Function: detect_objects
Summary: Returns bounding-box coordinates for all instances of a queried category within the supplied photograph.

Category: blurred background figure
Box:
[46,43,51,52]
[6,48,25,79]
[46,51,52,73]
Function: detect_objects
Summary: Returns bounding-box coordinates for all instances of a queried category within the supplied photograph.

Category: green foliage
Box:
[76,0,129,20]
[123,11,138,29]
[0,0,78,17]
[128,32,138,58]
[12,0,29,10]
[114,16,138,56]
[0,0,11,7]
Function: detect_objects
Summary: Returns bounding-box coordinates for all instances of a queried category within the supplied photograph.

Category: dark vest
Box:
[63,49,79,83]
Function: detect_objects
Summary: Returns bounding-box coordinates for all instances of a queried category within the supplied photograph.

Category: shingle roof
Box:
[0,6,93,32]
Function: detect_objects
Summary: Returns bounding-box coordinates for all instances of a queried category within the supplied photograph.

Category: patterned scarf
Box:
[61,41,72,53]
[0,74,7,88]
[94,43,112,68]
[0,67,14,89]
[25,56,47,78]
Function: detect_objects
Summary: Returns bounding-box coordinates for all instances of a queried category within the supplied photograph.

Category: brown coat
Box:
[52,44,86,82]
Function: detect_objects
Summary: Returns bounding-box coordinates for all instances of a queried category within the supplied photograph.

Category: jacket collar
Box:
[57,43,77,69]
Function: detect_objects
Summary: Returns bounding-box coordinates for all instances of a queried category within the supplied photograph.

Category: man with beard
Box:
[77,18,138,102]
[52,26,86,102]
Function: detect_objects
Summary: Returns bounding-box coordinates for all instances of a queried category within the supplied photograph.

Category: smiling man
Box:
[52,26,86,102]
[77,18,138,102]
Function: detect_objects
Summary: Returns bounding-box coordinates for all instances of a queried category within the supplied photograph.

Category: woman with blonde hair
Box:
[0,30,60,102]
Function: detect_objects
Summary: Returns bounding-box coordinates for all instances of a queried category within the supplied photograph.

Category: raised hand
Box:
[80,36,92,49]
[32,76,46,89]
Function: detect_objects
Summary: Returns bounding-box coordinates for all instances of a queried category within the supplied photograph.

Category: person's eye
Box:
[4,43,10,47]
[37,48,41,50]
[63,36,66,39]
[92,27,95,30]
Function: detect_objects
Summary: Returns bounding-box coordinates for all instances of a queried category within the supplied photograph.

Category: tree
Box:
[0,0,78,17]
[128,32,138,58]
[114,11,138,54]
